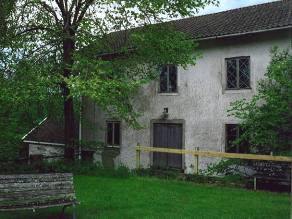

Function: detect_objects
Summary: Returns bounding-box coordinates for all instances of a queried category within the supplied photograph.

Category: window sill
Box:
[224,88,252,94]
[105,145,120,150]
[158,92,179,96]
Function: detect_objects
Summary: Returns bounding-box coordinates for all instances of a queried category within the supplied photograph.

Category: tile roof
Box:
[171,0,292,40]
[104,0,292,54]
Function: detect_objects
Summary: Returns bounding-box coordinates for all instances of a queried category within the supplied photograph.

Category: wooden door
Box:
[153,123,183,169]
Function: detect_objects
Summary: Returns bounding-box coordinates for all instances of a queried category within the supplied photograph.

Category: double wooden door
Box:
[153,123,183,169]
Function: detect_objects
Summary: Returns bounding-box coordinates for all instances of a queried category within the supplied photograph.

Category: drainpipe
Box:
[79,96,82,160]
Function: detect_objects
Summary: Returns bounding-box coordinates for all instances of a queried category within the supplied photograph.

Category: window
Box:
[225,124,249,153]
[160,64,178,93]
[106,121,120,146]
[226,57,250,89]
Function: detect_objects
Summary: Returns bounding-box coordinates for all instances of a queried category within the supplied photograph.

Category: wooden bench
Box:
[251,161,291,191]
[0,173,78,218]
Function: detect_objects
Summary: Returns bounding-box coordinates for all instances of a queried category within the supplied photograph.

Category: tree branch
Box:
[55,0,66,17]
[74,0,94,29]
[68,0,77,16]
[17,26,54,35]
[39,1,60,26]
[72,0,83,26]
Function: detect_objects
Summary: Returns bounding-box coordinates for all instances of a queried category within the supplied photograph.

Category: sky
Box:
[198,0,278,15]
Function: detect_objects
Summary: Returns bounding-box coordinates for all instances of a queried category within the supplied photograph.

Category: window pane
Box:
[226,124,238,153]
[239,58,250,88]
[107,122,113,145]
[227,59,237,89]
[169,65,177,92]
[160,66,168,92]
[114,122,120,145]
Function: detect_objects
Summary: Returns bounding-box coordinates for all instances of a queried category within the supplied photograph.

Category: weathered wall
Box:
[82,29,291,172]
[29,144,64,161]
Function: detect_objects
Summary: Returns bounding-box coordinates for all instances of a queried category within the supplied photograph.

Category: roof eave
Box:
[23,140,65,147]
[196,25,292,41]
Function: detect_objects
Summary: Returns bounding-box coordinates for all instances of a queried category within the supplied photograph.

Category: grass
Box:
[0,175,290,219]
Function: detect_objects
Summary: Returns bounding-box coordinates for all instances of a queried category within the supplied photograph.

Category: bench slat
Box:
[0,174,73,184]
[0,189,74,199]
[0,185,73,193]
[0,181,73,190]
[0,193,75,204]
[0,199,76,210]
[0,173,73,180]
[0,178,73,184]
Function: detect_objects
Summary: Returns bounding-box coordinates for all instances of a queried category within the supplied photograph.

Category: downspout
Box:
[79,96,82,160]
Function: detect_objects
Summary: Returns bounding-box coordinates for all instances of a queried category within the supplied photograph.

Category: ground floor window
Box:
[225,124,249,153]
[106,121,121,146]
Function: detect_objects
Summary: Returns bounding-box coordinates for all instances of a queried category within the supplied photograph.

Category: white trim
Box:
[23,140,65,146]
[21,117,48,140]
[196,26,292,41]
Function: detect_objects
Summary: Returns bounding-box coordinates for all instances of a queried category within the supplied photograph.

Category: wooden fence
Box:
[135,145,292,174]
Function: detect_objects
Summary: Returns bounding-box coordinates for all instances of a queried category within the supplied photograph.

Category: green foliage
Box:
[0,160,131,178]
[2,0,217,123]
[0,0,217,158]
[0,0,15,45]
[202,159,244,176]
[228,48,292,154]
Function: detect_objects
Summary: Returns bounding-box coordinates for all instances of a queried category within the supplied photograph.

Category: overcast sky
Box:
[198,0,278,15]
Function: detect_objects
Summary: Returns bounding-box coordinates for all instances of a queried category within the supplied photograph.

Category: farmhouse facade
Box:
[82,0,292,172]
[23,1,292,171]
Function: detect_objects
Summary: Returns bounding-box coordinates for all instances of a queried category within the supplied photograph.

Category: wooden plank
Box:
[0,173,73,179]
[0,201,75,211]
[0,189,74,199]
[0,181,73,190]
[0,192,75,202]
[0,178,73,184]
[0,199,76,210]
[0,173,73,180]
[0,175,73,184]
[136,144,141,169]
[136,146,292,162]
[0,185,73,193]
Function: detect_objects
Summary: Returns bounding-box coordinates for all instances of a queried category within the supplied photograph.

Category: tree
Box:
[228,48,292,155]
[3,0,218,160]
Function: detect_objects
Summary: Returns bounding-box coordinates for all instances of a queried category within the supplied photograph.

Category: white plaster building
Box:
[82,1,292,171]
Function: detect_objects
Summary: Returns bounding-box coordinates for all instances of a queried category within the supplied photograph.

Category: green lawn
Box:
[0,175,290,219]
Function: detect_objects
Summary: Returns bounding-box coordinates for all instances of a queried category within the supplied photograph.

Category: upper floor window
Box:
[226,57,250,89]
[225,124,249,153]
[106,121,120,146]
[160,64,177,93]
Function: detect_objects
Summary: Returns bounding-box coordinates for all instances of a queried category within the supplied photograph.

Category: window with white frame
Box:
[226,57,250,89]
[160,64,178,93]
[106,121,121,146]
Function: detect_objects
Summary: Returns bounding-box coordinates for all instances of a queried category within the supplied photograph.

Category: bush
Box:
[0,160,131,178]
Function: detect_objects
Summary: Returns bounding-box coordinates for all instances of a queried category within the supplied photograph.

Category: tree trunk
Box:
[63,31,76,161]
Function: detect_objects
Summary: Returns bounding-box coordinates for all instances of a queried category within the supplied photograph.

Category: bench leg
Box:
[72,203,77,219]
[59,205,67,219]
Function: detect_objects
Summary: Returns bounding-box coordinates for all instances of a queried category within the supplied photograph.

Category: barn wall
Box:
[28,143,64,161]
